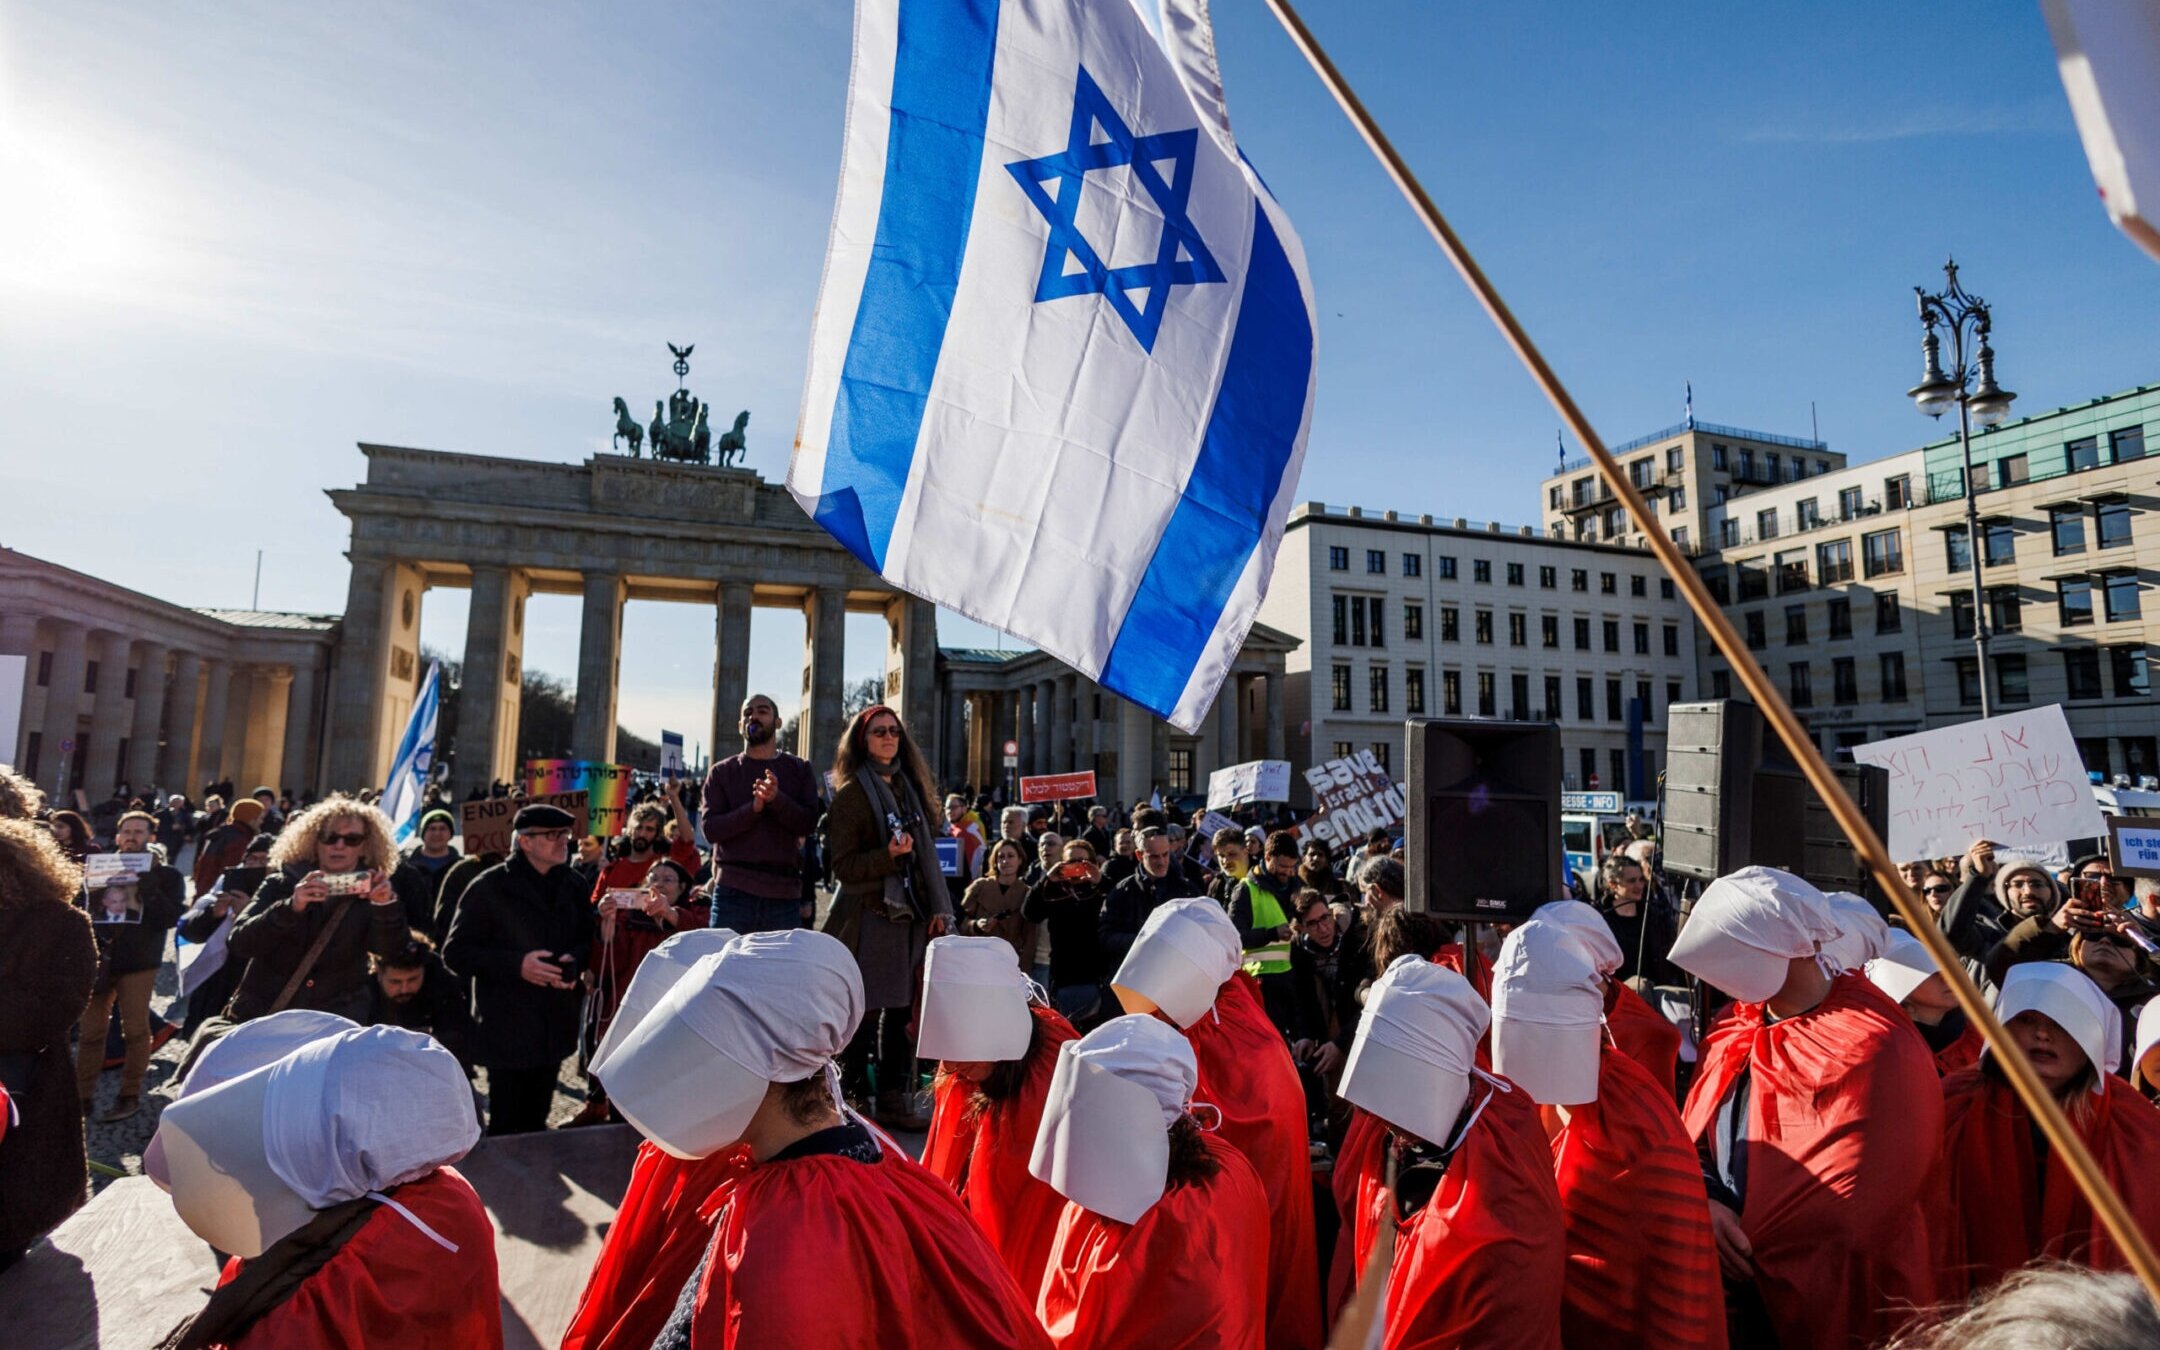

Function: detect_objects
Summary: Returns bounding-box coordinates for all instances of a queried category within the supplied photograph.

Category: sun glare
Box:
[0,114,165,301]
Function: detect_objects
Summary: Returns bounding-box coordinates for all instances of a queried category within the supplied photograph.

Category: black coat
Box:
[389,845,461,940]
[1097,869,1183,972]
[85,857,186,977]
[442,854,595,1071]
[0,899,98,1256]
[225,866,412,1023]
[366,950,479,1073]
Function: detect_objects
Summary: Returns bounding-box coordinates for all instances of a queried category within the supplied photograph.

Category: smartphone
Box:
[604,889,645,910]
[2079,878,2110,908]
[321,871,371,896]
[1055,861,1095,882]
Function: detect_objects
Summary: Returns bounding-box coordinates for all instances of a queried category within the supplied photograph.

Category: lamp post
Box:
[1907,259,2016,717]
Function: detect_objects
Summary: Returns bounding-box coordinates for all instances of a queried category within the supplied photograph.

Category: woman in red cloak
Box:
[1110,897,1323,1350]
[916,935,1079,1298]
[1529,899,1682,1094]
[1930,962,2160,1299]
[1865,928,1985,1076]
[1032,1015,1270,1348]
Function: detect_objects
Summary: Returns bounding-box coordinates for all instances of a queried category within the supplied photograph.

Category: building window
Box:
[1549,485,1563,510]
[1545,675,1562,721]
[1955,658,1982,707]
[1636,680,1654,725]
[1768,452,1782,481]
[1405,604,1424,641]
[1827,598,1851,639]
[2113,426,2147,463]
[1633,621,1650,655]
[2068,437,2100,472]
[1575,677,1594,721]
[1745,611,1766,649]
[1443,669,1463,716]
[2065,649,2104,700]
[1661,577,1676,600]
[1506,562,1525,586]
[1369,597,1386,647]
[1573,617,1591,651]
[1332,664,1351,711]
[1789,662,1813,708]
[1952,592,1976,640]
[1334,741,1355,761]
[1999,454,2029,486]
[1838,486,1863,519]
[1477,672,1497,717]
[1776,549,1809,594]
[1474,559,1492,584]
[1876,592,1901,632]
[1562,568,1583,594]
[2050,505,2087,556]
[1798,498,1822,529]
[1625,575,1643,599]
[1606,678,1623,723]
[1816,539,1854,584]
[1369,666,1390,713]
[1667,679,1682,711]
[1406,668,1427,715]
[1332,595,1348,645]
[1329,546,1348,571]
[1438,555,1458,579]
[1712,669,1732,698]
[1605,507,1625,539]
[2060,577,2096,627]
[1512,673,1532,721]
[1705,569,1731,604]
[1168,747,1194,794]
[1996,654,2029,705]
[1670,487,1688,512]
[1403,553,1422,577]
[1351,598,1368,647]
[2106,571,2143,622]
[1990,585,2023,633]
[1475,610,1494,644]
[1881,652,1908,702]
[1600,572,1617,595]
[2098,498,2134,549]
[1945,526,1971,573]
[1610,749,1628,793]
[1371,743,1391,775]
[1663,623,1680,657]
[1785,604,1808,645]
[1862,528,1903,577]
[1630,458,1653,488]
[1667,446,1684,473]
[1366,549,1385,574]
[1757,508,1779,541]
[1542,614,1560,648]
[1886,474,1910,509]
[1539,565,1557,589]
[1602,619,1620,653]
[2113,646,2151,698]
[1713,444,1729,471]
[1507,613,1527,646]
[1441,607,1460,642]
[1983,519,2016,566]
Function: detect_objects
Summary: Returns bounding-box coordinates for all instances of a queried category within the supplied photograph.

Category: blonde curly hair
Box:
[0,765,43,822]
[0,817,83,909]
[268,793,397,873]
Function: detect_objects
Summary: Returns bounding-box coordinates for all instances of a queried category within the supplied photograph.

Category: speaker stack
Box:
[1404,718,1562,925]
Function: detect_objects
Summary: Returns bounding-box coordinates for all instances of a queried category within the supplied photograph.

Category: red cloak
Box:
[1326,1107,1385,1318]
[1605,981,1680,1096]
[561,1142,753,1350]
[1929,1067,2160,1299]
[1348,1076,1545,1290]
[1552,1048,1725,1350]
[1680,973,1943,1350]
[1931,1020,1985,1078]
[1370,1091,1567,1350]
[1183,972,1324,1350]
[689,1133,1051,1349]
[920,1004,1079,1297]
[211,1168,501,1350]
[1037,1132,1271,1349]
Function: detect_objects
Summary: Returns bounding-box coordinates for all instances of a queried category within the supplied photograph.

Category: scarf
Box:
[856,762,949,924]
[157,1196,379,1350]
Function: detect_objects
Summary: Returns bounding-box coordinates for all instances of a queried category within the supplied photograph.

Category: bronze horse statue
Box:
[611,397,643,456]
[716,410,750,466]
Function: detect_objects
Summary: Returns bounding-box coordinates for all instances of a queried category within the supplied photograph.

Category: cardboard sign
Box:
[1196,810,1239,840]
[1301,751,1409,851]
[459,790,591,855]
[2109,817,2160,879]
[1206,759,1291,809]
[525,761,634,838]
[1020,771,1097,804]
[1852,706,2105,861]
[83,852,151,925]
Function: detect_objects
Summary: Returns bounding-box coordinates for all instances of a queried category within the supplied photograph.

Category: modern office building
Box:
[1540,420,1848,554]
[1257,504,1699,806]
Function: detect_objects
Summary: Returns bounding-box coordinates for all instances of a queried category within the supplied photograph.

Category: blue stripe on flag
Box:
[816,0,1002,571]
[1099,204,1312,714]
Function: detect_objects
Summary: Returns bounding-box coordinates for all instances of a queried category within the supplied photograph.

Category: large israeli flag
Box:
[791,0,1316,733]
[380,661,440,843]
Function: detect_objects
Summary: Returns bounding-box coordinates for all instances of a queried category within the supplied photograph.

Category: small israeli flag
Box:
[380,661,440,843]
[791,0,1317,732]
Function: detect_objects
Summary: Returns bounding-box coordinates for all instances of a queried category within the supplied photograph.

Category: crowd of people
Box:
[4,695,2160,1347]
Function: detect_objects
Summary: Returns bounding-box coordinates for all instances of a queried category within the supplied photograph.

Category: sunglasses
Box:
[1921,884,1954,898]
[319,830,367,847]
[866,723,902,739]
[521,829,573,843]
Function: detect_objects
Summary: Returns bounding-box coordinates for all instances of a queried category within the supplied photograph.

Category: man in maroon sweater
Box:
[700,693,824,933]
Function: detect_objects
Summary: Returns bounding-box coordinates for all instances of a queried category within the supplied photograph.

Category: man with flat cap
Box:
[445,802,597,1134]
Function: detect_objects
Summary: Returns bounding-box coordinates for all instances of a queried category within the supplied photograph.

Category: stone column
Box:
[1149,720,1171,798]
[1119,698,1151,807]
[1032,680,1054,778]
[459,566,530,794]
[126,642,168,792]
[42,622,90,797]
[82,630,132,797]
[1218,677,1242,767]
[941,684,965,788]
[195,657,231,792]
[164,652,202,789]
[281,660,319,798]
[1054,673,1078,773]
[325,557,424,791]
[249,666,294,790]
[0,613,39,768]
[901,597,940,760]
[572,571,625,764]
[801,586,847,763]
[1265,674,1287,762]
[710,581,754,763]
[219,666,255,787]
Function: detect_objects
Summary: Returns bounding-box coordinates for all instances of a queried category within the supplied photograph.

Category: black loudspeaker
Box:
[1664,701,1765,882]
[1802,762,1891,908]
[1405,718,1562,925]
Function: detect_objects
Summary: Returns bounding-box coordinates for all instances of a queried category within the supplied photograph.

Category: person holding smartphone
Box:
[225,797,407,1030]
[960,838,1033,963]
[1023,839,1107,1028]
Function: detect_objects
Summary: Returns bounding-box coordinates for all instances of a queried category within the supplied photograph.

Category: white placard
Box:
[1852,705,2104,861]
[1300,751,1409,851]
[1206,759,1290,809]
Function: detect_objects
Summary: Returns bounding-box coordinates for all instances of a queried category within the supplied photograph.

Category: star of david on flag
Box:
[790,0,1317,733]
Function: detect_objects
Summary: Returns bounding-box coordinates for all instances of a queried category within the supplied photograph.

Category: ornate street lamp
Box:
[1909,259,2015,716]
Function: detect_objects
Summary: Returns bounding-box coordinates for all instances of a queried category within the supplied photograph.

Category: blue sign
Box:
[933,836,963,877]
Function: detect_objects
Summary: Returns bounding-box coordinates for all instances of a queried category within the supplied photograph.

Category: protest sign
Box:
[83,852,150,924]
[1197,810,1239,840]
[460,790,591,855]
[526,761,634,838]
[1852,705,2104,861]
[933,836,963,877]
[1206,759,1291,809]
[1301,751,1409,851]
[659,730,685,779]
[1020,771,1097,804]
[2109,818,2160,880]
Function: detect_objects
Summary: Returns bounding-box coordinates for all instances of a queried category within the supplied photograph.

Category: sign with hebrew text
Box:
[1852,706,2102,861]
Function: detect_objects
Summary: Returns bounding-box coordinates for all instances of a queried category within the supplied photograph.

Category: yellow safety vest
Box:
[1241,876,1294,976]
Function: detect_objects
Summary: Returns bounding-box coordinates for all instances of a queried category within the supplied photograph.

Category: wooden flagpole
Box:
[1261,0,2160,1304]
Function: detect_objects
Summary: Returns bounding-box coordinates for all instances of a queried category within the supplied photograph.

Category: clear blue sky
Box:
[4,1,2156,754]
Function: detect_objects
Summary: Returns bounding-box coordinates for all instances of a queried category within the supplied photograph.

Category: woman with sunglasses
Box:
[224,794,408,1024]
[824,704,953,1128]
